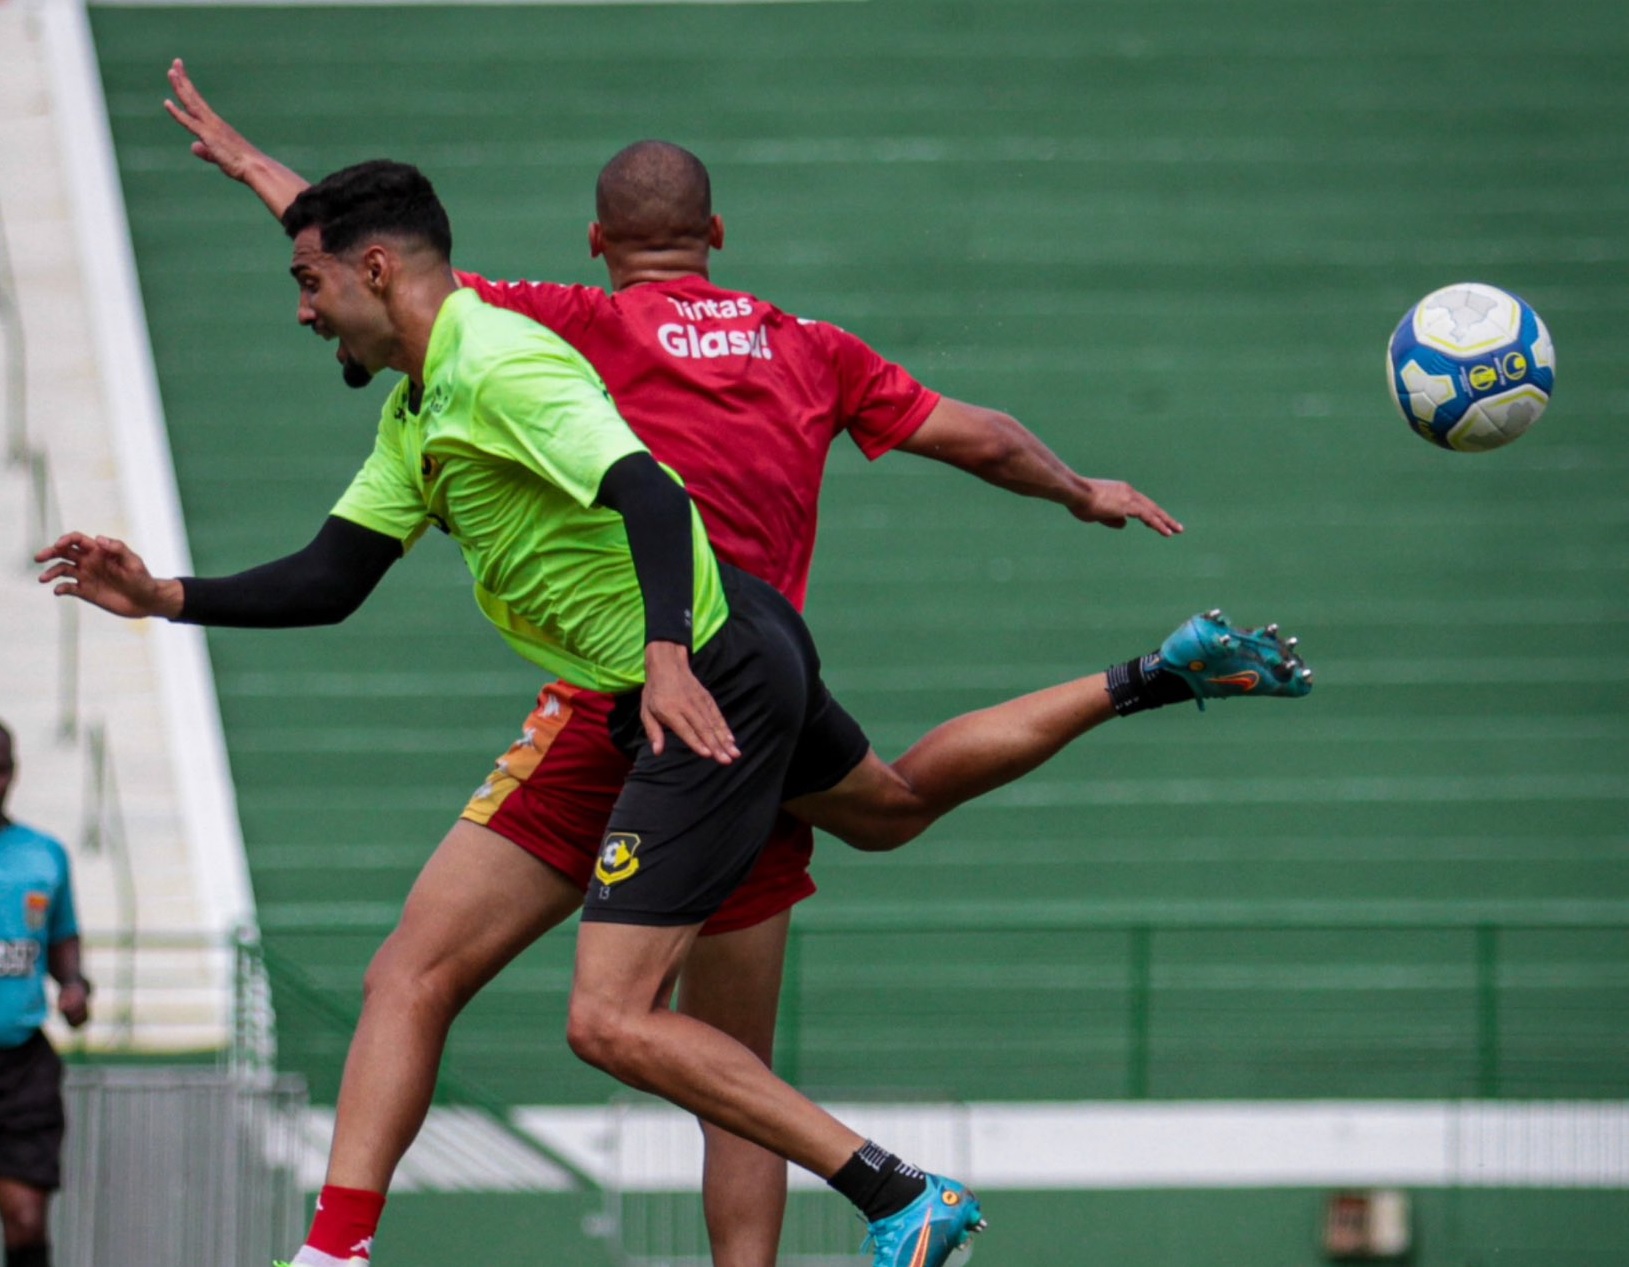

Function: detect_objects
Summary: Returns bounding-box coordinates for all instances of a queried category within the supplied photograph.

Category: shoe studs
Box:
[1265,623,1279,637]
[1204,608,1224,621]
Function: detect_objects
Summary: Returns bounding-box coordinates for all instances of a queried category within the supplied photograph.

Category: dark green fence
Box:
[257,909,1629,1108]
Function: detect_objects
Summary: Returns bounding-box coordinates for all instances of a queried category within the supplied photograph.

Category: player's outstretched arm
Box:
[34,532,183,619]
[897,397,1184,537]
[36,518,401,627]
[164,58,310,219]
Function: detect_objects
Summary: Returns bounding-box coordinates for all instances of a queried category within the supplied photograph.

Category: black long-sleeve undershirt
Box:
[176,515,402,627]
[595,452,695,648]
[175,454,693,646]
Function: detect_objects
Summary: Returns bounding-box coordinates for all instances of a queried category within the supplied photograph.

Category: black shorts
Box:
[583,566,870,928]
[0,1031,65,1190]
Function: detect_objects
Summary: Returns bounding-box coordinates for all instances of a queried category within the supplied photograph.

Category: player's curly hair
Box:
[282,160,453,259]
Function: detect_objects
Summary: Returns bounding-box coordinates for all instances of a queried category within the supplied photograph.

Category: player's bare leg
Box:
[0,1177,50,1256]
[791,612,1312,853]
[325,821,584,1190]
[677,912,792,1267]
[568,920,863,1178]
[297,825,807,1267]
[570,921,983,1266]
[788,672,1117,851]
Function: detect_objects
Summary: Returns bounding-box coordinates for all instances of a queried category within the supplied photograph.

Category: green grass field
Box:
[90,1,1629,1260]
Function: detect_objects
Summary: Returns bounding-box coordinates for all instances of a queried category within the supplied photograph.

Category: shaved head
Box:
[595,141,713,247]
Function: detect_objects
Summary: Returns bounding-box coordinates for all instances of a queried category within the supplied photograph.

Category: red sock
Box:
[306,1185,386,1262]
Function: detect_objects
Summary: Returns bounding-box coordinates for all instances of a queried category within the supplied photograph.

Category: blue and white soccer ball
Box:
[1387,282,1555,452]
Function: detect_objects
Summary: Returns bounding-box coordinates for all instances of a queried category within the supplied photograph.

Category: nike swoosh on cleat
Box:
[1208,671,1260,690]
[908,1205,936,1267]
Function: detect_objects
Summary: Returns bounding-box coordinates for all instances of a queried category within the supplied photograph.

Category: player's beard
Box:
[341,353,374,389]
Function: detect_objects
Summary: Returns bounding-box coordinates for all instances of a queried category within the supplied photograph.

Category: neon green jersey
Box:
[333,288,728,693]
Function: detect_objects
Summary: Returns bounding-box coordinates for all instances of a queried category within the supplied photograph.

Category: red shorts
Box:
[460,681,817,935]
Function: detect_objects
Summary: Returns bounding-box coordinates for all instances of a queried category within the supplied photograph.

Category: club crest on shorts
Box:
[594,833,642,889]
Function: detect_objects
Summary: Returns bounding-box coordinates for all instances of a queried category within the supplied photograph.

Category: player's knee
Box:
[565,999,624,1072]
[361,941,470,1025]
[566,998,655,1081]
[832,793,932,852]
[3,1202,48,1247]
[565,996,606,1068]
[0,1187,41,1239]
[834,822,907,852]
[805,762,932,852]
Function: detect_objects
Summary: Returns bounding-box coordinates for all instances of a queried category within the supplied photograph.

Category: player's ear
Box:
[588,222,606,259]
[709,215,724,251]
[360,243,391,293]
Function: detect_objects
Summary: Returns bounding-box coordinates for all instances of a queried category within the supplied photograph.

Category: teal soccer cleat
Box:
[864,1174,985,1267]
[1158,609,1314,709]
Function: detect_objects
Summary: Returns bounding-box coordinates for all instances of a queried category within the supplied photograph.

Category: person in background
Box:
[0,723,90,1267]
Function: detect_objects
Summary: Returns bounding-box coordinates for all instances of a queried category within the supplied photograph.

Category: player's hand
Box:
[163,59,262,183]
[57,980,90,1029]
[1072,478,1184,537]
[640,642,740,765]
[35,533,183,620]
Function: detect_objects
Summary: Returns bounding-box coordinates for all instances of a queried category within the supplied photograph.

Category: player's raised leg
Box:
[290,821,585,1267]
[789,612,1312,852]
[788,672,1119,851]
[676,911,793,1267]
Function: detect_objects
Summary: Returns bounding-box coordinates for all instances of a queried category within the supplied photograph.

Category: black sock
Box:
[1105,651,1197,717]
[6,1242,50,1267]
[827,1140,928,1222]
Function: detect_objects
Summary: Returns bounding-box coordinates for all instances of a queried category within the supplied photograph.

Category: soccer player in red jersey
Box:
[102,63,1280,1267]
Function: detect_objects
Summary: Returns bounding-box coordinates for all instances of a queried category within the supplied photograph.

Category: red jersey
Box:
[456,273,939,610]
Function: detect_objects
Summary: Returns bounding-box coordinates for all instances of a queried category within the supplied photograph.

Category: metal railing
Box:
[232,930,281,1076]
[0,194,26,466]
[3,196,79,741]
[775,908,1629,1102]
[258,907,1629,1104]
[54,1065,307,1267]
[66,930,265,1065]
[23,447,78,738]
[79,723,135,1041]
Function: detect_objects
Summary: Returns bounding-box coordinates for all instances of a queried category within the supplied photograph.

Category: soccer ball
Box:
[1386,282,1554,451]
